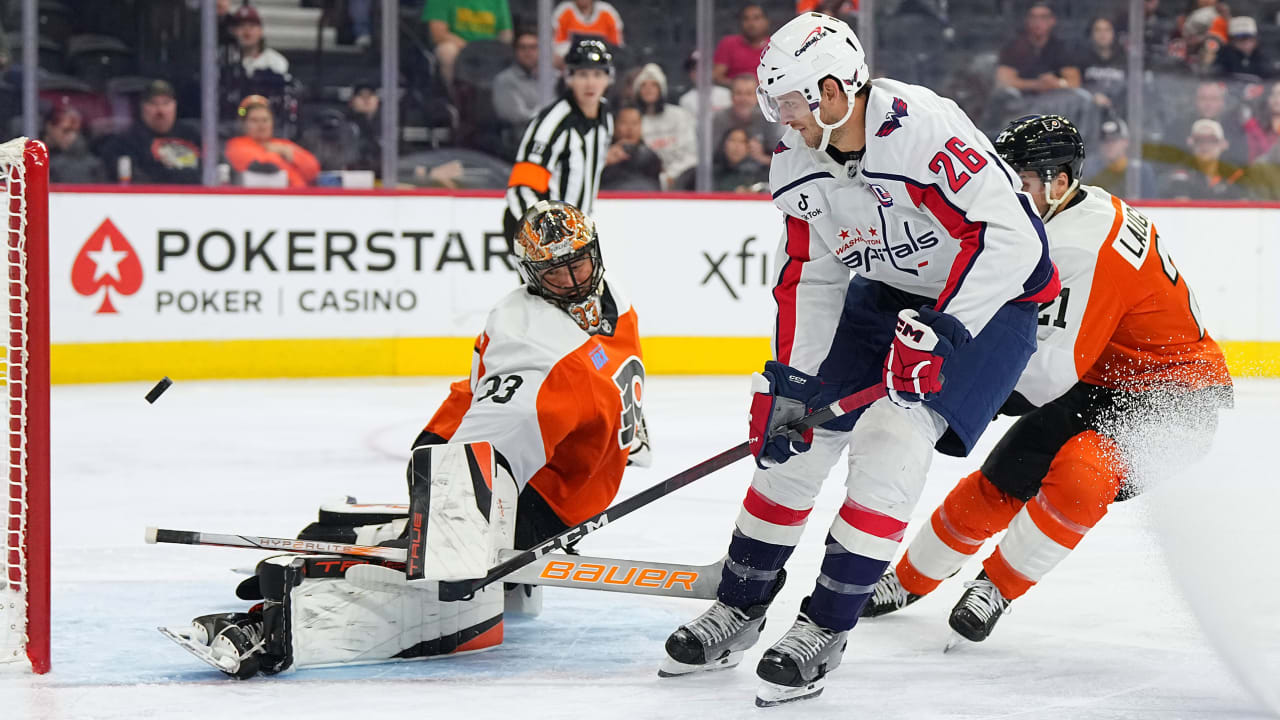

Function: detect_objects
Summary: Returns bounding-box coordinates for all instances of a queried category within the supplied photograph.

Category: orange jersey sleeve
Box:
[1015,188,1230,406]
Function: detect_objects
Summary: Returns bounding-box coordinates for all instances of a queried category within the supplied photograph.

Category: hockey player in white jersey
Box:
[659,13,1060,706]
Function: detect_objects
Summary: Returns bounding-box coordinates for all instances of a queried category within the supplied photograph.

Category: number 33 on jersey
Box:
[422,275,648,527]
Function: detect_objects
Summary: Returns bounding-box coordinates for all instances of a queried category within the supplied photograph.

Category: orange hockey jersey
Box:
[1015,186,1231,406]
[424,276,646,526]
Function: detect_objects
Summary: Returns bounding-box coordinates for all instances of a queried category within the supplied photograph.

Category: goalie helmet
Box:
[756,12,869,152]
[995,114,1085,220]
[514,200,605,310]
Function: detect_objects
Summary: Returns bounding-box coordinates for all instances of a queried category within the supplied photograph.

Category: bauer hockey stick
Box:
[436,381,887,601]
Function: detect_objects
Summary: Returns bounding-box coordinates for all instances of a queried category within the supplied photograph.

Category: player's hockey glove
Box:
[884,307,971,409]
[748,361,824,469]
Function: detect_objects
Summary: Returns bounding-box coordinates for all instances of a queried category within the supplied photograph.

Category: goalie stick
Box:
[145,528,723,599]
[148,383,886,601]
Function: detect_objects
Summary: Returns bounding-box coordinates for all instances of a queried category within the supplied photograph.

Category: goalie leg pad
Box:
[407,441,518,581]
[253,553,505,670]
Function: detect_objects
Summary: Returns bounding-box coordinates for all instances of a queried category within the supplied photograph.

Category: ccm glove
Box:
[748,360,824,469]
[884,307,971,408]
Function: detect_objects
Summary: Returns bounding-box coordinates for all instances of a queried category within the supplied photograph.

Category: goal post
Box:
[1,137,51,674]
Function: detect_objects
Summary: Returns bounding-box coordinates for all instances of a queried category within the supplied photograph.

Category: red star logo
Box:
[868,227,878,237]
[838,228,850,240]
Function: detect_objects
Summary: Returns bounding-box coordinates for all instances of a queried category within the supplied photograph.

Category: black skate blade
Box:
[754,679,824,707]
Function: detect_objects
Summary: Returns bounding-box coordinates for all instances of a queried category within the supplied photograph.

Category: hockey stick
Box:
[436,382,887,601]
[145,527,724,599]
[147,383,886,601]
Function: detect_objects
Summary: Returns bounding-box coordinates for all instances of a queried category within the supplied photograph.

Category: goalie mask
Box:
[514,201,607,332]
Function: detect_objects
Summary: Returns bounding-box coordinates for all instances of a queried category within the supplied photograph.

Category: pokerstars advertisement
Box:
[51,193,530,343]
[47,191,1280,346]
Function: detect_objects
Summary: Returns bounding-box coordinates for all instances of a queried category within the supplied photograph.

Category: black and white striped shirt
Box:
[506,94,613,223]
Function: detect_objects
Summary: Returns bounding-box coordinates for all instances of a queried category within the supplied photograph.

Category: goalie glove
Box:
[748,361,825,469]
[884,307,970,408]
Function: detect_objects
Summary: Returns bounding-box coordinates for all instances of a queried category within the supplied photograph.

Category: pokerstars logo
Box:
[71,218,143,314]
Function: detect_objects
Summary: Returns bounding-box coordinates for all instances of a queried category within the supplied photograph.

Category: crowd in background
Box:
[5,0,1280,200]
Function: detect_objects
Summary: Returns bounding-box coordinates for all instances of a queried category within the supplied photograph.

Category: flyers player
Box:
[164,201,649,678]
[862,115,1233,643]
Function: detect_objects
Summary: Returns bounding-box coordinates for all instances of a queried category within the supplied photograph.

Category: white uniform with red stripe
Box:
[716,79,1057,631]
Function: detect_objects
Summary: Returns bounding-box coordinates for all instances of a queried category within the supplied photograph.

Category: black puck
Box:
[145,376,173,404]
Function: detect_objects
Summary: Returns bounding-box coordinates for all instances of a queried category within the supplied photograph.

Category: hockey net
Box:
[0,137,50,674]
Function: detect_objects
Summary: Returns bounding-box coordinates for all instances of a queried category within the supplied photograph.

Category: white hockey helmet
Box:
[756,13,869,151]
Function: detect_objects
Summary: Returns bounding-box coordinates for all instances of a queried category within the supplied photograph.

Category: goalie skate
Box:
[158,612,265,680]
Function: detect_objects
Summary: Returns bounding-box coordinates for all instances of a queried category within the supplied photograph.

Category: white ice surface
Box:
[2,376,1278,719]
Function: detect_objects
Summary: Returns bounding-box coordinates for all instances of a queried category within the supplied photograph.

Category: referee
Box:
[503,38,615,242]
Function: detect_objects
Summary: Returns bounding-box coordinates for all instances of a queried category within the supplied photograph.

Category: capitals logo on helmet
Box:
[756,13,868,151]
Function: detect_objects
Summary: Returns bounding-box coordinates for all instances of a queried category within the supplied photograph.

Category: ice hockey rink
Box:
[3,375,1278,719]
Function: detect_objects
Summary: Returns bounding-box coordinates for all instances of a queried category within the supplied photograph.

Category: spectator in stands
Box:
[301,84,381,175]
[349,0,374,48]
[713,4,770,85]
[1166,80,1249,168]
[1244,81,1280,162]
[1177,3,1227,75]
[714,127,768,193]
[232,5,290,78]
[631,63,696,190]
[1078,16,1127,115]
[423,0,514,88]
[493,30,541,127]
[1116,0,1179,70]
[216,0,240,66]
[1085,118,1157,198]
[41,106,106,184]
[677,50,731,118]
[103,80,202,184]
[552,0,624,63]
[226,94,320,187]
[995,3,1081,97]
[1215,16,1274,79]
[712,75,778,167]
[347,83,382,167]
[601,105,662,191]
[1161,118,1250,199]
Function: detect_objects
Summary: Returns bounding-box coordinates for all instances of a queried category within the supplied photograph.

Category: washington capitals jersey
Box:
[767,78,1059,373]
[1013,186,1231,407]
[422,275,646,526]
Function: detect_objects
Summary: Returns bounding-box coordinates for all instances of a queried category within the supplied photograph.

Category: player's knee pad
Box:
[251,554,505,672]
[844,400,945,520]
[1038,431,1124,533]
[747,427,849,512]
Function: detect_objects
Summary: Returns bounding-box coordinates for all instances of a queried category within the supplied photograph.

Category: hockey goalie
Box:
[161,201,650,678]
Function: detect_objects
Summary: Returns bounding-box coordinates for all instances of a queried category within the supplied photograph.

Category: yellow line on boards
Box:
[45,337,1280,384]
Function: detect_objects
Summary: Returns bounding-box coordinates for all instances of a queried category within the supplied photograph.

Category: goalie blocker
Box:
[161,442,520,677]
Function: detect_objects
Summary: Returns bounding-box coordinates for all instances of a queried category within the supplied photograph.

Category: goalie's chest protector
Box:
[445,278,646,527]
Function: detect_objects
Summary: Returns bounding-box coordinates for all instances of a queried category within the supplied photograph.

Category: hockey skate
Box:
[947,571,1010,644]
[754,600,848,707]
[659,570,784,677]
[861,568,923,618]
[158,612,266,680]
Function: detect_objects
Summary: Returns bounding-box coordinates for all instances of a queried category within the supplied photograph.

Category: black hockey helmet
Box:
[565,38,614,75]
[514,200,605,307]
[994,114,1086,185]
